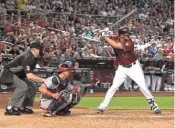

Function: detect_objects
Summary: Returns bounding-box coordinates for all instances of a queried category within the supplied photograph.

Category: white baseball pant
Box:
[144,75,151,88]
[98,60,154,110]
[123,77,132,90]
[151,75,162,92]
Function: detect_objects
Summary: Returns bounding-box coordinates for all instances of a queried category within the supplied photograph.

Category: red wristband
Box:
[73,87,80,93]
[45,91,53,97]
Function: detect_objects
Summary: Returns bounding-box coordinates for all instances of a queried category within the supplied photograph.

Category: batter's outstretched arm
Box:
[103,37,122,49]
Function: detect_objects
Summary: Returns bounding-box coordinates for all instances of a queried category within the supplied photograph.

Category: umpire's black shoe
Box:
[4,108,21,116]
[19,108,34,114]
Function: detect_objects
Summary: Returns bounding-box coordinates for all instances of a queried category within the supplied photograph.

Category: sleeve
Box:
[155,60,161,68]
[121,39,134,52]
[164,61,169,69]
[143,61,148,69]
[167,61,174,69]
[108,35,118,41]
[44,76,60,89]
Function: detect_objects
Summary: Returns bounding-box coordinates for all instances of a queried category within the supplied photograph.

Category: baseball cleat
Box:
[97,109,104,114]
[148,99,161,114]
[18,108,34,114]
[56,110,71,116]
[4,108,21,116]
[43,111,55,117]
[43,112,52,117]
[151,105,161,114]
[155,109,162,114]
[154,109,161,114]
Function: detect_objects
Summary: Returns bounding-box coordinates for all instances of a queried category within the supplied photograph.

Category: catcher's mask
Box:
[58,63,71,73]
[64,61,73,69]
[118,27,130,36]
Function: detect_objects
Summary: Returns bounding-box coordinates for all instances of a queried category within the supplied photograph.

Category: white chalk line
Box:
[79,114,164,118]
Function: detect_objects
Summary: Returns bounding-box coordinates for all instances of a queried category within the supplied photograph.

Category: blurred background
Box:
[0,0,174,93]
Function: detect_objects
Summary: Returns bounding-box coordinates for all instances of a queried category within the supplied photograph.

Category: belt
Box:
[123,61,136,68]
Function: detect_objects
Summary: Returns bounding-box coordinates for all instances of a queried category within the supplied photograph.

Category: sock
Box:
[7,106,12,110]
[20,107,24,110]
[147,99,155,107]
[147,99,160,112]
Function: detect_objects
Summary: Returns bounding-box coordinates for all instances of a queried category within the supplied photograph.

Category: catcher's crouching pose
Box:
[39,63,81,117]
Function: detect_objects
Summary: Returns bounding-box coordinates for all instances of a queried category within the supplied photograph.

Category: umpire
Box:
[0,41,46,116]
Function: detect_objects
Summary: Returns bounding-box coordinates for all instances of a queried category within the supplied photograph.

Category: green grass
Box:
[35,96,174,110]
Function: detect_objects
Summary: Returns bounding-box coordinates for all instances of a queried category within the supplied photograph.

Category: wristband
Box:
[73,87,80,93]
[45,90,53,97]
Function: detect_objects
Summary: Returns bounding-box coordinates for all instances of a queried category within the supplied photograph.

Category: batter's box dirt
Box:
[0,109,174,128]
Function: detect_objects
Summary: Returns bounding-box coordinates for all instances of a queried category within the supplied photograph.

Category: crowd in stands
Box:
[0,0,174,66]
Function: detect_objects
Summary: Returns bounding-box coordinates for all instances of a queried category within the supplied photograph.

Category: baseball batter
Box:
[97,27,161,114]
[39,63,81,117]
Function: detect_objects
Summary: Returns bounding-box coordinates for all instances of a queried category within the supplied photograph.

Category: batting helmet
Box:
[118,27,130,36]
[58,63,71,73]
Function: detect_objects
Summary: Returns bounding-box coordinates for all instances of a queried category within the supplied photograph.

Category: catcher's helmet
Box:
[118,27,130,36]
[64,61,73,69]
[58,63,71,73]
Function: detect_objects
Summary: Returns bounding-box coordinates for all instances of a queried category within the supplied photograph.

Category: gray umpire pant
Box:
[8,74,37,108]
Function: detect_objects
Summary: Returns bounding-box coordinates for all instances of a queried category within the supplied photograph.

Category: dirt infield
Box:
[0,92,174,128]
[0,109,174,128]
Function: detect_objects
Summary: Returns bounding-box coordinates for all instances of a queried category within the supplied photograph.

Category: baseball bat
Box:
[103,8,138,31]
[83,8,138,42]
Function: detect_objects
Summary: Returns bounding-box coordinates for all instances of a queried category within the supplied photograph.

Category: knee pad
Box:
[57,93,81,114]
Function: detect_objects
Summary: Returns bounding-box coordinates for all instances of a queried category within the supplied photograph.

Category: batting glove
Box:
[103,27,109,32]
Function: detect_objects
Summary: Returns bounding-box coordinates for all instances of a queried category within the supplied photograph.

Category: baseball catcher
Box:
[39,63,81,117]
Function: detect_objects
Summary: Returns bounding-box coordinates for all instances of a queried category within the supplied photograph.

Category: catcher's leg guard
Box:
[43,99,64,117]
[56,93,81,116]
[56,104,72,116]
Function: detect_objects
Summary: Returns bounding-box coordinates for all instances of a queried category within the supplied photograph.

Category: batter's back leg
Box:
[127,63,161,114]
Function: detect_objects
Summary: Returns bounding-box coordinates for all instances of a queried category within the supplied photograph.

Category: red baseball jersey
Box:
[109,35,137,66]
